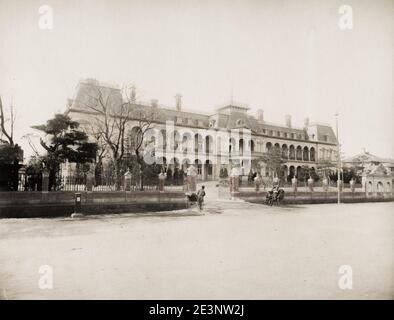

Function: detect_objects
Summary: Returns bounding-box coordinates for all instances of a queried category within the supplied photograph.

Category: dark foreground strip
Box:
[0,300,390,319]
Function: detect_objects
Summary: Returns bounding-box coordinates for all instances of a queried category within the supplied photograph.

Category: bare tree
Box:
[78,85,157,190]
[0,96,15,146]
[0,96,21,191]
[129,111,156,190]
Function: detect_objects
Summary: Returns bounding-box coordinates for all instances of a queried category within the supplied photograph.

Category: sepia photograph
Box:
[0,0,393,305]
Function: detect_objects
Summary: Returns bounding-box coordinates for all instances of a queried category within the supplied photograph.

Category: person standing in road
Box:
[197,185,206,211]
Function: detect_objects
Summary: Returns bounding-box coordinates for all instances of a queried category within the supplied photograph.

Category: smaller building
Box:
[361,163,393,197]
[343,151,394,175]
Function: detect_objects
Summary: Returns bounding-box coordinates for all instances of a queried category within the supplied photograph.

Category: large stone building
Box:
[66,79,338,181]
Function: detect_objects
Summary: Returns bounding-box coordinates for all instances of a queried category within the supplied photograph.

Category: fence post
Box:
[186,165,197,192]
[124,170,131,191]
[158,171,166,192]
[86,172,94,192]
[291,176,297,192]
[322,177,329,192]
[255,175,262,192]
[41,169,49,192]
[308,177,314,192]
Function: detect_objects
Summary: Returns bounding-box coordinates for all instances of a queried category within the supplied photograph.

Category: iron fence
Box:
[16,172,184,192]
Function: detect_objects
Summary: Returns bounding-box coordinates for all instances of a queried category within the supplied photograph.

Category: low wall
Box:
[235,190,394,205]
[0,191,188,218]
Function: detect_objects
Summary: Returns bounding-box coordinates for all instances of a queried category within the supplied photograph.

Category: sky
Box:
[0,0,393,160]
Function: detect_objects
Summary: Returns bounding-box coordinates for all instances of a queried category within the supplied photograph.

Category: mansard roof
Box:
[67,79,337,145]
[312,123,338,144]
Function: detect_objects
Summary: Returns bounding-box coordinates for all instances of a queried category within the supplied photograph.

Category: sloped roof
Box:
[69,79,123,113]
[313,124,337,144]
[67,80,338,144]
[363,163,391,176]
[344,152,394,164]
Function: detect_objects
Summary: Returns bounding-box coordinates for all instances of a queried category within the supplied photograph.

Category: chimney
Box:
[304,117,310,127]
[151,99,158,108]
[66,98,73,109]
[130,86,136,104]
[285,114,292,128]
[257,109,264,123]
[175,93,182,111]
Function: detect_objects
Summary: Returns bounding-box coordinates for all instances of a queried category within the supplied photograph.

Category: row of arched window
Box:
[266,142,316,162]
[133,128,328,162]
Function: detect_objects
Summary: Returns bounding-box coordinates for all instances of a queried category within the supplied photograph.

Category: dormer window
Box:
[236,119,244,126]
[209,120,216,128]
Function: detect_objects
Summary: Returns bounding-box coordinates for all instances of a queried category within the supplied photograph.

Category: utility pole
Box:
[335,113,341,204]
[10,96,14,143]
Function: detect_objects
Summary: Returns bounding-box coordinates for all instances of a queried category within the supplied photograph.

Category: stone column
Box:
[158,172,166,192]
[338,179,343,192]
[236,176,240,192]
[231,176,239,192]
[186,165,197,192]
[189,176,196,192]
[322,177,329,192]
[41,169,49,192]
[86,171,94,192]
[254,175,262,192]
[124,170,131,191]
[230,166,240,194]
[349,179,355,193]
[291,176,297,193]
[201,162,206,181]
[307,177,314,192]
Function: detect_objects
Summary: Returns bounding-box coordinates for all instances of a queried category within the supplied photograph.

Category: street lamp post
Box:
[335,113,341,204]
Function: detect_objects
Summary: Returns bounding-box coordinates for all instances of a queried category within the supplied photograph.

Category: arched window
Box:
[310,147,316,162]
[250,140,255,152]
[239,139,244,156]
[229,138,236,154]
[160,129,167,151]
[377,182,384,194]
[205,135,213,154]
[303,146,309,161]
[194,134,203,153]
[296,146,302,160]
[205,160,213,176]
[170,131,180,151]
[182,133,192,155]
[195,159,202,175]
[289,145,295,160]
[282,144,288,159]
